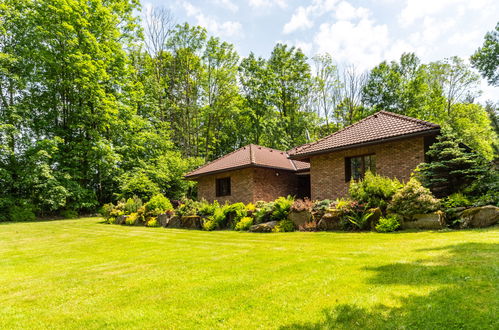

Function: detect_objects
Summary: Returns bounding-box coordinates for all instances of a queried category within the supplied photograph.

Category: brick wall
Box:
[195,167,300,203]
[310,136,425,200]
[196,168,254,204]
[252,168,299,202]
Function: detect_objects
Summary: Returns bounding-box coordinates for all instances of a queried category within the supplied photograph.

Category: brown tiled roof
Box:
[185,144,310,178]
[289,111,440,159]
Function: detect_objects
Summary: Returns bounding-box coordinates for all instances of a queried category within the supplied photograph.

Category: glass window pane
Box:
[351,157,362,180]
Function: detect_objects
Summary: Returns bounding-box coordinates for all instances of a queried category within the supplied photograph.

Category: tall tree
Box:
[471,22,499,86]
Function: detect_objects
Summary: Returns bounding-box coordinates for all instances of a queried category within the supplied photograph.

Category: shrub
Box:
[203,207,226,231]
[254,202,274,224]
[100,203,115,220]
[235,217,253,231]
[313,199,332,212]
[273,219,295,232]
[125,213,139,225]
[291,198,314,212]
[175,199,201,217]
[107,217,117,224]
[375,215,401,233]
[349,172,403,210]
[443,193,471,209]
[9,206,36,222]
[60,209,78,219]
[198,200,219,217]
[145,194,173,216]
[146,217,159,227]
[124,196,143,214]
[271,196,294,221]
[245,203,256,213]
[388,178,440,220]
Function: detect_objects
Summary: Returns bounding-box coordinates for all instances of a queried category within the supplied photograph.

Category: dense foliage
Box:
[1,3,497,220]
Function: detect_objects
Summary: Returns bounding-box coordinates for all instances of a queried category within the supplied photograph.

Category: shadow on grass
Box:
[281,242,499,329]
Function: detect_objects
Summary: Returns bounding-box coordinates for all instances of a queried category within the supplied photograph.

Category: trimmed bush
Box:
[235,217,253,231]
[388,178,440,220]
[375,215,401,233]
[349,172,402,210]
[145,194,173,216]
[273,219,295,232]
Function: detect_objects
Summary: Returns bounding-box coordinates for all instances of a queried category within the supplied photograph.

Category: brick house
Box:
[184,144,310,204]
[185,111,440,202]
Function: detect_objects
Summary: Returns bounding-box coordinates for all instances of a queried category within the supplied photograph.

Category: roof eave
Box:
[184,163,307,180]
[288,128,440,160]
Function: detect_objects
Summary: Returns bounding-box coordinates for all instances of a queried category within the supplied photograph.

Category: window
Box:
[216,177,231,197]
[345,154,376,181]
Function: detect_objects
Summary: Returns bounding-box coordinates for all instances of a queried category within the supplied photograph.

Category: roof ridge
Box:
[379,110,439,128]
[290,111,383,155]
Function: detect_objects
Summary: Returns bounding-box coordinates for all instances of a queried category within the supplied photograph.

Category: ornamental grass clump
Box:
[388,178,440,220]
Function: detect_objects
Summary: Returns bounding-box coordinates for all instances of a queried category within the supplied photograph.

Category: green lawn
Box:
[0,218,498,329]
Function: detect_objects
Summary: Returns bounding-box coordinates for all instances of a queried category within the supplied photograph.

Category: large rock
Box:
[459,205,499,229]
[116,215,127,225]
[402,212,445,230]
[288,210,312,228]
[166,216,182,228]
[368,207,382,230]
[249,221,277,233]
[180,216,202,229]
[157,213,173,227]
[317,209,342,231]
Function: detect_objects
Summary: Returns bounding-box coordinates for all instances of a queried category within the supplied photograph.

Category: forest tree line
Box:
[0,0,497,217]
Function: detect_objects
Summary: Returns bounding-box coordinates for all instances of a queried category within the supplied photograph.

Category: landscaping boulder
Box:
[288,210,312,228]
[317,209,342,231]
[157,213,172,227]
[166,216,182,228]
[249,221,277,232]
[180,216,202,229]
[116,215,127,225]
[402,212,445,230]
[368,207,382,230]
[458,205,499,229]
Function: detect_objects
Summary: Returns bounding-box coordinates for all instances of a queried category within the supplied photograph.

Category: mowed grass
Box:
[0,218,498,329]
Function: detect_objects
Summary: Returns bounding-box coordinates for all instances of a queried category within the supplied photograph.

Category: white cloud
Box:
[283,6,314,34]
[248,0,287,9]
[334,1,369,21]
[182,1,243,38]
[282,0,340,34]
[314,12,391,70]
[212,0,238,13]
[399,0,492,26]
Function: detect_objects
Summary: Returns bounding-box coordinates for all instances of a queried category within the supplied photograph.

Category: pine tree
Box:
[417,130,487,197]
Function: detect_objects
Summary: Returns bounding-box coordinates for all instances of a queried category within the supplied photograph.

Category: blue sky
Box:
[143,0,498,101]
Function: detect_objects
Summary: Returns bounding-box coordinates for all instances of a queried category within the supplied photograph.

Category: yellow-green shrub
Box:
[235,217,253,231]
